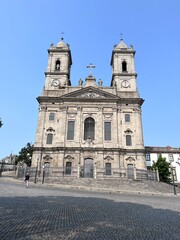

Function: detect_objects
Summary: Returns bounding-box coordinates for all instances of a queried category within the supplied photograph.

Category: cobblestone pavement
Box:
[0,179,180,240]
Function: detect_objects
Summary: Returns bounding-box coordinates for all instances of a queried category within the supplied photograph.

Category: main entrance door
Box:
[127,164,134,179]
[84,158,93,178]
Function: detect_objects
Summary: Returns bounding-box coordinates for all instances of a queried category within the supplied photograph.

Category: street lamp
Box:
[42,164,46,184]
[170,166,177,196]
[34,158,39,183]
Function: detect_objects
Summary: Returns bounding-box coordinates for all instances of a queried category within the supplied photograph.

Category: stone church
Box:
[32,38,146,179]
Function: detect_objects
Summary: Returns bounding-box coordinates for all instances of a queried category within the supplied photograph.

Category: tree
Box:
[151,154,171,183]
[0,118,3,128]
[15,143,33,167]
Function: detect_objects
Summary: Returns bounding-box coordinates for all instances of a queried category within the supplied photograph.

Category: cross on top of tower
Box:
[86,63,96,76]
[61,32,64,41]
[120,33,123,40]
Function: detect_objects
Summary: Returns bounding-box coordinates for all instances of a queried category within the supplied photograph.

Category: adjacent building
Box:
[145,146,180,182]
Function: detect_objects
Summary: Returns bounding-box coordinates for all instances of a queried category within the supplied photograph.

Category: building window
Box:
[46,133,53,144]
[125,114,130,122]
[146,153,151,161]
[168,154,174,162]
[55,59,60,70]
[65,162,72,175]
[67,121,75,140]
[49,112,55,121]
[104,122,111,141]
[122,61,127,72]
[105,163,111,175]
[84,117,95,140]
[126,135,132,146]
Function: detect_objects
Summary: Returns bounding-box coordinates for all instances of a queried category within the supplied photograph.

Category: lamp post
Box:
[171,166,177,196]
[42,164,46,184]
[34,158,39,183]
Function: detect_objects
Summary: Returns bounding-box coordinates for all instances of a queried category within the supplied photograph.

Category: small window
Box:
[84,117,95,140]
[126,135,132,146]
[65,162,72,175]
[146,154,151,161]
[105,163,111,175]
[122,61,127,72]
[125,114,130,123]
[49,112,55,121]
[46,133,53,144]
[67,121,75,140]
[55,59,60,70]
[104,122,111,141]
[168,154,174,162]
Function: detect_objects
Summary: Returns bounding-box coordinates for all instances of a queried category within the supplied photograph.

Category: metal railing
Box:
[16,166,158,183]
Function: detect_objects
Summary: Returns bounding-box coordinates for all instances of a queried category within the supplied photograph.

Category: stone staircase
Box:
[44,177,180,195]
[2,171,179,195]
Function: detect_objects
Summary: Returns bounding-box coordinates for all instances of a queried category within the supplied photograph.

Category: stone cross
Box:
[86,63,96,76]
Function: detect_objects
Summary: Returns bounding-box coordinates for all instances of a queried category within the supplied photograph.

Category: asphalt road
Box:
[0,179,180,240]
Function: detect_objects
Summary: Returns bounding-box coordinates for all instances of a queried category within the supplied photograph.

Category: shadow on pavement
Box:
[0,194,180,240]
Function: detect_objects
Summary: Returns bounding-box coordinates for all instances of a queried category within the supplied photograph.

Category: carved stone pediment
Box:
[124,128,133,134]
[125,157,135,163]
[104,156,114,161]
[64,155,74,161]
[47,127,55,132]
[61,86,119,100]
[43,155,53,161]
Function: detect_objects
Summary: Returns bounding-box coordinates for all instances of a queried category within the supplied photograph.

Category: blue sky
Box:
[0,0,180,158]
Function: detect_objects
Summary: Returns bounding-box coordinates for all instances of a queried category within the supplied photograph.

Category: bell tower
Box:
[44,38,72,89]
[110,38,138,94]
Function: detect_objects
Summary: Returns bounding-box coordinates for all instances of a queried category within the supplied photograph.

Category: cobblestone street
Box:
[0,179,180,240]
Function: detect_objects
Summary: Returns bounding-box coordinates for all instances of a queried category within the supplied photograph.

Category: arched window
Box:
[84,117,95,140]
[55,59,60,70]
[105,163,111,175]
[46,133,53,144]
[65,162,72,175]
[122,61,127,72]
[126,135,132,146]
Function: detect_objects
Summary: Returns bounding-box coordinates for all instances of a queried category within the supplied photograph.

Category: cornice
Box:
[45,71,69,76]
[112,73,138,77]
[33,146,145,154]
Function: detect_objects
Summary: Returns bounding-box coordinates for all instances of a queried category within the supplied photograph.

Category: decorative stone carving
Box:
[103,113,113,119]
[98,79,103,86]
[68,113,77,119]
[79,91,105,98]
[78,78,83,86]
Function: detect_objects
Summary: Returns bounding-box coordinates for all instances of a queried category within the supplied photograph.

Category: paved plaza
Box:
[0,178,180,240]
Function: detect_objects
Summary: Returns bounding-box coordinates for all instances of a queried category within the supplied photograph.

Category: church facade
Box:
[32,38,146,179]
